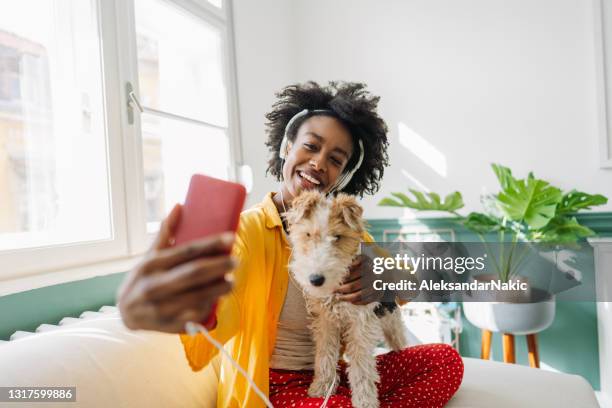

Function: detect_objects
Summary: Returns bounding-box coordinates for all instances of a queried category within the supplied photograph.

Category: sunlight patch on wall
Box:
[401,169,430,192]
[398,122,447,178]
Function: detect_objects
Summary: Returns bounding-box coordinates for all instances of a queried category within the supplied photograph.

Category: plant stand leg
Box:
[502,333,516,363]
[481,330,492,360]
[527,334,540,368]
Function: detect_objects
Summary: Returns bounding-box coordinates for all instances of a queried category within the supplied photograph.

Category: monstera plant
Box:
[379,164,608,282]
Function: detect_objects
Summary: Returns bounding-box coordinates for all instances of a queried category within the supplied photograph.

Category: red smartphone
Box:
[173,174,247,327]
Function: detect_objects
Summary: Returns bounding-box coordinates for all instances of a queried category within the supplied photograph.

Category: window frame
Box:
[595,0,612,168]
[0,0,242,290]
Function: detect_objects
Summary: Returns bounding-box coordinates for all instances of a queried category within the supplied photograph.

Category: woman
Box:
[118,82,463,407]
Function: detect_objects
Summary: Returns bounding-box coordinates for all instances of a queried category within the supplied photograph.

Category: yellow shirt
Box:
[179,192,373,407]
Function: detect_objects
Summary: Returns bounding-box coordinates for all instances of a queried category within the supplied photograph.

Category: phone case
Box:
[174,174,246,249]
[173,174,247,327]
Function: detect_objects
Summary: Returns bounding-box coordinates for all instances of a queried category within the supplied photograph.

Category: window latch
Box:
[126,82,143,125]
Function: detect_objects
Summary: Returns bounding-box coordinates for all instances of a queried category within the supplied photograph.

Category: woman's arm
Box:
[117,204,236,334]
[336,232,419,305]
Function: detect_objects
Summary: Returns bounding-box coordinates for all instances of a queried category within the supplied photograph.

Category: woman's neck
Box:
[272,188,292,215]
[273,188,293,233]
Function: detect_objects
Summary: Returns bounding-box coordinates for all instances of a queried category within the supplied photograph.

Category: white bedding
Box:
[0,309,599,407]
[449,357,599,408]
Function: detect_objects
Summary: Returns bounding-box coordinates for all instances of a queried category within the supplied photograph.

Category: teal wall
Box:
[0,212,609,389]
[459,302,599,389]
[368,212,612,391]
[0,273,125,340]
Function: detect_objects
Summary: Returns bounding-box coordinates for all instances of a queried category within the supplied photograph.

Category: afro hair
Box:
[265,81,390,197]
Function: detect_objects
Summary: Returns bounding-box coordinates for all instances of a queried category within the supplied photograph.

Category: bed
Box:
[0,307,599,407]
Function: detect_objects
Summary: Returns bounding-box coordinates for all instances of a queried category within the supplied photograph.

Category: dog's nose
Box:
[309,274,325,287]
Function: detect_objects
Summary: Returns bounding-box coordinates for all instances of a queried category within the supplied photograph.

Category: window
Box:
[134,0,231,231]
[0,0,240,283]
[0,0,114,260]
[596,0,612,168]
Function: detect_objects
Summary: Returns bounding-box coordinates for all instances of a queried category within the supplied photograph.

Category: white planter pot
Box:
[463,274,556,335]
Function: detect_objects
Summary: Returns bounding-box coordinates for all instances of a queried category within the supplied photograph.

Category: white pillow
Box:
[0,313,218,408]
[448,357,599,408]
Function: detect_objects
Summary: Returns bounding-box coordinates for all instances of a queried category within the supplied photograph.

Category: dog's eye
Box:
[306,232,311,238]
[334,235,341,241]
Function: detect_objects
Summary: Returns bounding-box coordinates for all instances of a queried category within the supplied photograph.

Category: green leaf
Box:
[557,190,608,214]
[444,192,465,212]
[461,212,503,234]
[391,192,418,207]
[428,192,442,206]
[491,164,518,191]
[409,190,430,208]
[538,216,596,243]
[378,197,405,207]
[496,176,562,229]
[378,190,464,213]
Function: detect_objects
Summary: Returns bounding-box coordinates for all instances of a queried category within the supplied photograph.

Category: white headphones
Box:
[279,109,365,194]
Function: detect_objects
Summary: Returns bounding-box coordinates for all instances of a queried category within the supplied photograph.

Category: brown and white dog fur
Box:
[284,190,408,408]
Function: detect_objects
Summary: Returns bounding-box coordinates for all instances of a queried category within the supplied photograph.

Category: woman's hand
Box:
[117,204,236,334]
[336,254,383,305]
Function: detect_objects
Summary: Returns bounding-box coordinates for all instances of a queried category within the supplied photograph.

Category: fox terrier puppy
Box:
[285,190,408,408]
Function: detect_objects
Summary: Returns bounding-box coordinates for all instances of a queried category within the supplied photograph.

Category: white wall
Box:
[233,0,612,218]
[231,0,296,208]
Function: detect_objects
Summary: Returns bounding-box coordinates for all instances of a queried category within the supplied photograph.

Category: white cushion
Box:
[448,357,599,408]
[0,311,599,407]
[0,314,217,408]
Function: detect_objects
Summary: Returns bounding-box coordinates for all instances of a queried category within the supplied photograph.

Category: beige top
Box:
[269,276,315,370]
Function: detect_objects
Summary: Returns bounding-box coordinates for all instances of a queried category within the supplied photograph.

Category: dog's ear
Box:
[332,193,364,231]
[284,190,322,226]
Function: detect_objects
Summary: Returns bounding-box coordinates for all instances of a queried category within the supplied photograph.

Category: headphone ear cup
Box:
[329,173,346,194]
[279,137,289,160]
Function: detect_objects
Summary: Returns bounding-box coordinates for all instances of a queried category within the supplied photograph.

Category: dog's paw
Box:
[351,394,379,408]
[307,376,338,398]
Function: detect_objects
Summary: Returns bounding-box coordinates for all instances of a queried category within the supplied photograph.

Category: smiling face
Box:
[281,115,354,199]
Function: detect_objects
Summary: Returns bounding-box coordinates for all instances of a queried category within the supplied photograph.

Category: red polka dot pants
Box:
[269,343,464,408]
